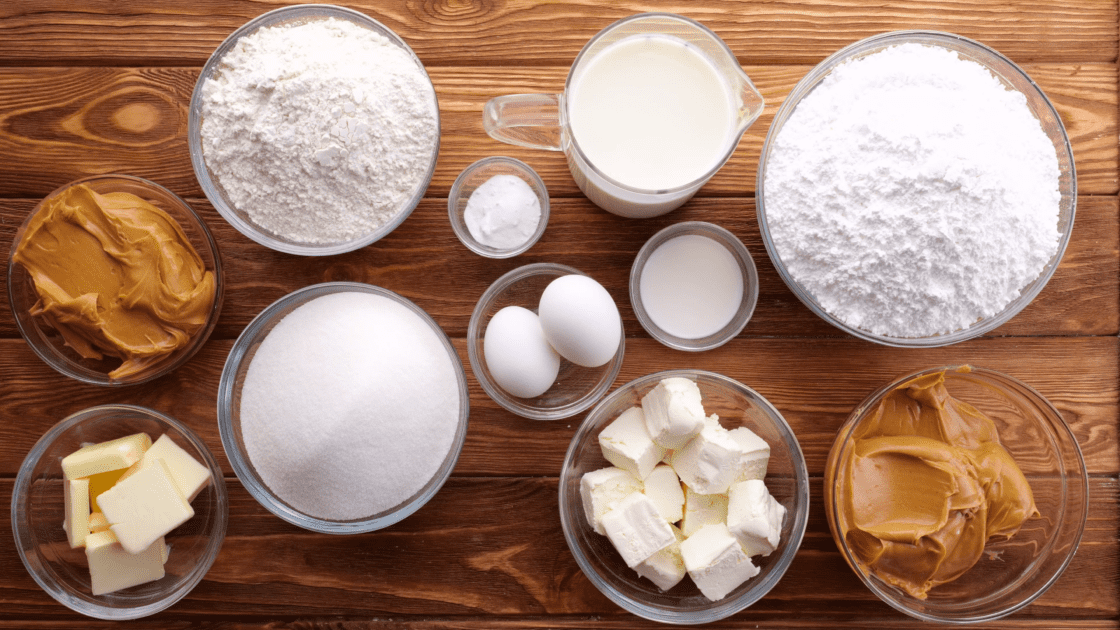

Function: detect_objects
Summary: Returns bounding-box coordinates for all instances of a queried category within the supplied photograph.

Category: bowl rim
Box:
[559,369,810,623]
[466,262,625,421]
[824,364,1089,623]
[448,156,551,259]
[187,3,441,256]
[216,280,470,533]
[629,221,759,351]
[10,404,229,620]
[755,29,1077,347]
[6,174,224,386]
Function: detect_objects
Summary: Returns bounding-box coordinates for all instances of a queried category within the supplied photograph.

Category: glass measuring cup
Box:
[483,13,765,218]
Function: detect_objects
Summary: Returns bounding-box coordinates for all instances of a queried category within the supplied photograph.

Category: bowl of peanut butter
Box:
[7,175,223,386]
[824,366,1087,623]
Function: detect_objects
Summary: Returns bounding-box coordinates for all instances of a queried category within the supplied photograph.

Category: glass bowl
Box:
[217,281,470,534]
[449,156,550,258]
[756,31,1076,347]
[824,366,1088,623]
[467,263,625,420]
[7,175,223,386]
[187,4,440,256]
[630,221,759,351]
[560,370,810,623]
[11,405,228,620]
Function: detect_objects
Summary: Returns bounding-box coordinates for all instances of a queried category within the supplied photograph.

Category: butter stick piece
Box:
[117,434,212,502]
[88,511,110,534]
[99,458,194,555]
[85,531,165,596]
[86,468,126,513]
[62,433,151,479]
[63,478,90,549]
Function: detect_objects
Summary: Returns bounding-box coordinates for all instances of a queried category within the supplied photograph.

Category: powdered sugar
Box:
[763,43,1061,338]
[200,18,438,245]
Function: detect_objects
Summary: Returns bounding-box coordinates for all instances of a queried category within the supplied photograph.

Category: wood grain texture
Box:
[0,63,1113,199]
[0,1,1114,66]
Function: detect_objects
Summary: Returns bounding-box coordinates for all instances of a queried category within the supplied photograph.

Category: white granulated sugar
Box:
[240,291,461,521]
[764,43,1061,337]
[201,18,438,244]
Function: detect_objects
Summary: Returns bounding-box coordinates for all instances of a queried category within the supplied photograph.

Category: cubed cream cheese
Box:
[729,426,770,482]
[641,377,705,449]
[602,492,676,568]
[580,467,643,535]
[681,486,728,537]
[85,530,165,596]
[63,478,90,549]
[635,523,686,591]
[88,511,110,534]
[117,434,213,502]
[671,421,742,495]
[642,464,684,523]
[98,458,194,555]
[680,523,760,601]
[727,479,786,557]
[599,406,666,480]
[61,433,151,480]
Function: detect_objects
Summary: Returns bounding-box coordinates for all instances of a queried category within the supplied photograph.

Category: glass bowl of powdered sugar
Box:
[449,157,550,258]
[756,31,1075,347]
[188,5,440,256]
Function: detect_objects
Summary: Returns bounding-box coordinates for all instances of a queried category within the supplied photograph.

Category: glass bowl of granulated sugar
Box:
[188,5,440,256]
[756,31,1075,347]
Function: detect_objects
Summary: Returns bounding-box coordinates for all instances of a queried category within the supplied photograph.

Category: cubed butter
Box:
[680,523,760,601]
[117,434,213,502]
[86,468,127,514]
[641,377,705,449]
[672,421,742,495]
[729,426,770,482]
[599,406,666,480]
[643,464,684,523]
[681,486,728,537]
[634,523,687,591]
[88,511,110,534]
[63,478,90,549]
[61,433,151,479]
[727,479,786,557]
[98,458,194,555]
[581,467,643,535]
[85,530,165,596]
[602,492,676,568]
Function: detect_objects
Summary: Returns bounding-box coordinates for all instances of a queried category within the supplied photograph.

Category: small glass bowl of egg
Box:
[467,262,625,420]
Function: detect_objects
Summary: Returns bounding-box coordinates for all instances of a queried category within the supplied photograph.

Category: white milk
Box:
[568,35,736,193]
[640,234,744,339]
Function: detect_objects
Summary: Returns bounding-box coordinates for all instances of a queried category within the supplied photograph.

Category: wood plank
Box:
[0,64,1113,199]
[0,336,1113,478]
[0,196,1115,341]
[1,477,1115,620]
[0,1,1114,66]
[0,621,1115,630]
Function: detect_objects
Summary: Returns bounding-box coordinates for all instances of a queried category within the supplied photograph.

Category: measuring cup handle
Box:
[483,94,565,151]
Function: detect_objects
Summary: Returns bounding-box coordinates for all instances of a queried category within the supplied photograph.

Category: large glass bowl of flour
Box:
[756,31,1075,347]
[188,5,440,256]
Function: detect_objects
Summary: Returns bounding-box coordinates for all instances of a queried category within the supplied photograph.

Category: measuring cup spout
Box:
[483,94,566,151]
[733,72,765,134]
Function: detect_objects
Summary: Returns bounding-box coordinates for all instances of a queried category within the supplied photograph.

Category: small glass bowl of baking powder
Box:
[449,157,550,258]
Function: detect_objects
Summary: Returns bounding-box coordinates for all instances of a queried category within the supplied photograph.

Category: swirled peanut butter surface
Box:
[832,369,1038,599]
[14,184,216,379]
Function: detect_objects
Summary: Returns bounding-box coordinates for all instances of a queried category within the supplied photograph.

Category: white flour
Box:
[200,18,438,245]
[763,43,1061,338]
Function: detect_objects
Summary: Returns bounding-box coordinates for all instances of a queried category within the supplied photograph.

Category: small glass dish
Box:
[449,156,550,258]
[630,221,759,351]
[756,31,1076,347]
[187,4,440,256]
[7,175,223,386]
[824,366,1088,623]
[11,405,228,620]
[467,263,625,420]
[217,281,470,534]
[560,370,810,623]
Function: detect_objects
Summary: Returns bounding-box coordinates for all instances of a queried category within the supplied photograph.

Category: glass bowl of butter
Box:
[7,175,224,386]
[559,369,809,623]
[11,404,228,620]
[824,365,1088,623]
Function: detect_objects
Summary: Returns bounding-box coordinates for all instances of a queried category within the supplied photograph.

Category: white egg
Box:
[483,306,561,398]
[538,274,622,368]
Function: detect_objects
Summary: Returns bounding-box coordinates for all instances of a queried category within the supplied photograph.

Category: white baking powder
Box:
[239,291,461,521]
[763,43,1061,337]
[463,174,541,250]
[201,18,438,245]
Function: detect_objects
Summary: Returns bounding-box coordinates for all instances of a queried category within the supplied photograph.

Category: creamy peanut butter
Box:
[14,184,216,379]
[831,368,1037,599]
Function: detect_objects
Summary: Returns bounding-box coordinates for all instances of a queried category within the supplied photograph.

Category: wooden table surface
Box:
[0,1,1117,628]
